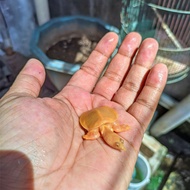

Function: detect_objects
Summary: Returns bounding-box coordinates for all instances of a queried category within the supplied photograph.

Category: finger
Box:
[128,63,168,131]
[93,32,142,100]
[3,58,45,98]
[64,32,119,92]
[113,38,159,109]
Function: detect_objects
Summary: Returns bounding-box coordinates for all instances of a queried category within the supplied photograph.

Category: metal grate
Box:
[120,0,190,83]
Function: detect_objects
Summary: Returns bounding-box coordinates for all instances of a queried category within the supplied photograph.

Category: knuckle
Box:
[136,98,154,111]
[123,80,139,93]
[80,64,100,78]
[104,70,123,83]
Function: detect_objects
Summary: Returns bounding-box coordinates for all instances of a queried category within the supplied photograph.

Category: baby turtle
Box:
[79,106,130,151]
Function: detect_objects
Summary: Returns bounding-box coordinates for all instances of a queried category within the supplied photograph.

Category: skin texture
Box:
[0,32,168,190]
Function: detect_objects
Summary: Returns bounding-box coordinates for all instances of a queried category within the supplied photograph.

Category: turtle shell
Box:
[79,106,118,131]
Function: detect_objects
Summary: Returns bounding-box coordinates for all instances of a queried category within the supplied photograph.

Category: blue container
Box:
[30,16,119,89]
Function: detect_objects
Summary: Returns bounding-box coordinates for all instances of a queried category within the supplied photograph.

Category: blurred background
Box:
[0,0,189,189]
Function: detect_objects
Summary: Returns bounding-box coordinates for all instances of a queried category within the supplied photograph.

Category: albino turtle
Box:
[79,106,130,151]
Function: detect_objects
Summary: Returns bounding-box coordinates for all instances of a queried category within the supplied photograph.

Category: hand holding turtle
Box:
[0,32,167,190]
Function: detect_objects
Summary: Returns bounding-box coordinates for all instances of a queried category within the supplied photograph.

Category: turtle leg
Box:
[83,129,100,140]
[112,122,130,132]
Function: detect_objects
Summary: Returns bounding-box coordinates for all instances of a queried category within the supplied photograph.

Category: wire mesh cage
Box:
[120,0,190,83]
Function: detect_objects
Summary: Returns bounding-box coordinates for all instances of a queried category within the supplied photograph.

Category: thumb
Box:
[4,58,45,98]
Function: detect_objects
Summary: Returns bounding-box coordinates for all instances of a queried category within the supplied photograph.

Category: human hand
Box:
[0,32,167,190]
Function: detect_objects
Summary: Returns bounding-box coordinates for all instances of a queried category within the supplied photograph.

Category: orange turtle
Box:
[79,106,130,151]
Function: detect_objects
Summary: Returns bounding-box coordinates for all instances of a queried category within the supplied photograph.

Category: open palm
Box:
[0,32,167,190]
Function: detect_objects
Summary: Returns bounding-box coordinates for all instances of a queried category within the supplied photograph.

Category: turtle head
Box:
[100,125,126,151]
[114,138,126,151]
